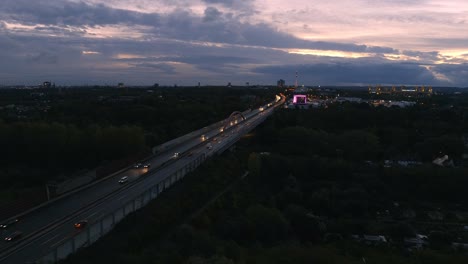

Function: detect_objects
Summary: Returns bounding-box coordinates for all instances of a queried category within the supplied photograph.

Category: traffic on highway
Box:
[0,95,285,264]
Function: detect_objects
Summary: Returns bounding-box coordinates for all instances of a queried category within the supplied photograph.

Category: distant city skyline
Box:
[1,0,467,87]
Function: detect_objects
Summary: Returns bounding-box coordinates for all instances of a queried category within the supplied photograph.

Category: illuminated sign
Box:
[293,95,307,104]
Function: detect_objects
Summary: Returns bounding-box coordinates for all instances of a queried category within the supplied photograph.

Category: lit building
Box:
[368,85,433,95]
[293,94,307,104]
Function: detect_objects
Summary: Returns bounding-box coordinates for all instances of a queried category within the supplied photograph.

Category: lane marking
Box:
[40,233,61,246]
[86,210,103,219]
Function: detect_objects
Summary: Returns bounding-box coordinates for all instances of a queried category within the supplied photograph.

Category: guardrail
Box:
[38,153,207,264]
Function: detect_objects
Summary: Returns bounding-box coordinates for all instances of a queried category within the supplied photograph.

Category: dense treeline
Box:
[62,128,468,264]
[0,120,145,187]
[62,100,468,264]
[261,103,466,162]
[43,87,260,144]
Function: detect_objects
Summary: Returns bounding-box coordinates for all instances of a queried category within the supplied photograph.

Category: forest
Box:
[62,96,468,264]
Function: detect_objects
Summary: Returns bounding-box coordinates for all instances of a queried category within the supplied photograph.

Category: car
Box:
[118,176,129,184]
[173,152,179,158]
[133,163,143,169]
[4,231,22,242]
[74,220,88,229]
[143,163,151,168]
[0,218,19,229]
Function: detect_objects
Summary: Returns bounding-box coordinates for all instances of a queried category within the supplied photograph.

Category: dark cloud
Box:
[1,0,397,54]
[28,51,59,64]
[203,0,235,6]
[203,0,234,6]
[203,7,223,22]
[131,63,176,74]
[1,31,465,86]
[402,50,439,58]
[253,61,446,86]
[432,63,468,86]
[202,0,254,9]
[159,55,256,65]
[1,0,160,27]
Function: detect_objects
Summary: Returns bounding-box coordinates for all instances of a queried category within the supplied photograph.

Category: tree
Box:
[246,204,289,243]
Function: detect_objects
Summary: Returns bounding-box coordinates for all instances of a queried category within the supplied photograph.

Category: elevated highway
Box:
[0,95,285,264]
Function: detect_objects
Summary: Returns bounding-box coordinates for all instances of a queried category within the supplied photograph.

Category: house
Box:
[363,235,387,245]
[404,234,428,249]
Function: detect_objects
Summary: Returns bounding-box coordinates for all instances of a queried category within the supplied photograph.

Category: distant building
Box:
[404,234,428,250]
[363,235,387,245]
[42,81,51,88]
[368,85,433,95]
[433,155,453,167]
[293,94,307,104]
[277,79,286,88]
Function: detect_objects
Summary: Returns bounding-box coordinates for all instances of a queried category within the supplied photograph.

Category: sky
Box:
[1,0,468,87]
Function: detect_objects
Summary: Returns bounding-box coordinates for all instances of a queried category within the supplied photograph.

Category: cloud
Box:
[131,62,176,74]
[253,61,447,86]
[0,0,467,86]
[1,0,160,27]
[432,63,468,86]
[202,0,256,12]
[203,7,223,22]
[28,51,59,64]
[203,0,235,6]
[1,0,398,54]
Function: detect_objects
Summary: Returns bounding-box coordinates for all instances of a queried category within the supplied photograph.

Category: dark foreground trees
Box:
[62,102,468,264]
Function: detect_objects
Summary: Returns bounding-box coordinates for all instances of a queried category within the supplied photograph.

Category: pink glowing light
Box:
[293,95,307,104]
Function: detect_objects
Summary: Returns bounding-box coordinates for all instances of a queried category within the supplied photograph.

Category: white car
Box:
[173,152,180,158]
[118,176,129,184]
[4,231,22,242]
